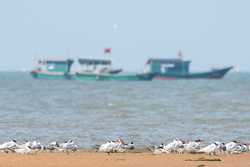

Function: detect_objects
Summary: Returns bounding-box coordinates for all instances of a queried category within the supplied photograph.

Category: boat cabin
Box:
[78,58,112,72]
[78,59,111,66]
[36,59,74,73]
[145,58,191,75]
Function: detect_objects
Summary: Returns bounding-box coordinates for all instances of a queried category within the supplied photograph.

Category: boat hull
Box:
[154,66,233,80]
[75,73,154,81]
[74,73,99,81]
[30,71,72,80]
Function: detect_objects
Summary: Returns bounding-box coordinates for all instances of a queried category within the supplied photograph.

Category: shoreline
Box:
[0,152,250,167]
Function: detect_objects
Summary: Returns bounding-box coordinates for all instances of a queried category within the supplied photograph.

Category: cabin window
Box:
[161,64,175,73]
[48,64,55,70]
[47,62,68,72]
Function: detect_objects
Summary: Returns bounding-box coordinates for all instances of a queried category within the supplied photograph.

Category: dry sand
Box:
[0,152,249,167]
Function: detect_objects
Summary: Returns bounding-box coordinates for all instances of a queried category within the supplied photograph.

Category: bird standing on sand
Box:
[225,141,249,154]
[152,139,185,154]
[198,142,226,155]
[162,139,185,153]
[184,139,203,153]
[46,141,60,151]
[0,140,18,151]
[59,140,78,152]
[98,138,134,154]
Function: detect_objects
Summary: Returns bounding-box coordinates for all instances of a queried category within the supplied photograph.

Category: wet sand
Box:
[0,152,250,167]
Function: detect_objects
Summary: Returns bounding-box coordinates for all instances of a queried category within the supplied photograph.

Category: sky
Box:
[0,0,249,72]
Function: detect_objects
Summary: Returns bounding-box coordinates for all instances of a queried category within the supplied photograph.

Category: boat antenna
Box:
[178,50,185,75]
[178,50,183,60]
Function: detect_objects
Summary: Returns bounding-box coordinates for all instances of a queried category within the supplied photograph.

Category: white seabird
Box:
[46,141,60,151]
[225,141,239,154]
[98,138,133,153]
[199,142,226,155]
[0,140,18,151]
[152,139,185,154]
[59,140,78,152]
[225,141,249,154]
[184,139,202,153]
[162,139,185,153]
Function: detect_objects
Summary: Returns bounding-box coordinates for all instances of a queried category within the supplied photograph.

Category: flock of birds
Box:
[0,138,249,155]
[96,138,250,155]
[149,139,250,155]
[0,140,78,154]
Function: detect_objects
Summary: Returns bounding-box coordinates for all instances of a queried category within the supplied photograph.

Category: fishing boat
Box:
[145,58,233,79]
[30,59,74,79]
[75,58,153,81]
[96,73,154,81]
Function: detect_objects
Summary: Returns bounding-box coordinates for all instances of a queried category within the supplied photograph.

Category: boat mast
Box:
[178,50,185,75]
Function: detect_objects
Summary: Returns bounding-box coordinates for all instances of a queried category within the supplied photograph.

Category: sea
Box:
[0,72,249,149]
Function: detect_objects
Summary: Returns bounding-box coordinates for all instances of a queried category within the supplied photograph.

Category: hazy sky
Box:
[0,0,249,72]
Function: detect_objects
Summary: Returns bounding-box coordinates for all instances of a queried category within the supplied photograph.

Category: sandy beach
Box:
[0,152,249,167]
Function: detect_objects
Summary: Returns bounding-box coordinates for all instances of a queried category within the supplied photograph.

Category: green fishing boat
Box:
[76,72,153,81]
[97,73,154,81]
[31,59,74,80]
[75,58,153,81]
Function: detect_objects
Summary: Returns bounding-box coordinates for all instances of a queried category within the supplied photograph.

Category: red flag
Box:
[104,48,112,54]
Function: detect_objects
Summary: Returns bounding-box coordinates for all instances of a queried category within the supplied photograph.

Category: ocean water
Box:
[0,72,249,148]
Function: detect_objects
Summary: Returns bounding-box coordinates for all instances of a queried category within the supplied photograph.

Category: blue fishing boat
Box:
[30,59,74,79]
[145,58,233,79]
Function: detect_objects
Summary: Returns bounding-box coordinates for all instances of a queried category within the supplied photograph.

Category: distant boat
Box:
[145,58,233,79]
[75,58,153,81]
[30,59,74,79]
